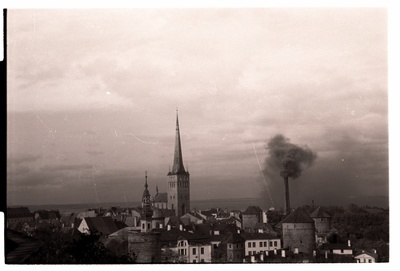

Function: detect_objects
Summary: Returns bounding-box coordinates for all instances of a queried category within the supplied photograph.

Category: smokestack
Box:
[280,166,291,214]
[264,135,317,214]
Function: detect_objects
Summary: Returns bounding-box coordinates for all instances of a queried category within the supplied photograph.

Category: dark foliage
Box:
[25,228,135,264]
[304,203,389,262]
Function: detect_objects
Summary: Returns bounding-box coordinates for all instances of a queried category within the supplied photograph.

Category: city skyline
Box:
[7,8,388,208]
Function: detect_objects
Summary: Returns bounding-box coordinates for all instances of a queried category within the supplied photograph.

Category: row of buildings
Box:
[6,111,379,263]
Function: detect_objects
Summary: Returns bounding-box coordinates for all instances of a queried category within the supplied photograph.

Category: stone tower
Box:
[167,110,190,218]
[281,207,316,255]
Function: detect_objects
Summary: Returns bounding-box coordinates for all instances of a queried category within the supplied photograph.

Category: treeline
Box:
[25,228,134,264]
[303,203,389,262]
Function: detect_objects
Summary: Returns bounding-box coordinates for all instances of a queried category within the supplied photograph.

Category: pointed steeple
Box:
[171,109,186,174]
[142,171,150,205]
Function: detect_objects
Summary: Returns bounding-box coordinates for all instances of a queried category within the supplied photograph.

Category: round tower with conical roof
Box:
[281,207,316,256]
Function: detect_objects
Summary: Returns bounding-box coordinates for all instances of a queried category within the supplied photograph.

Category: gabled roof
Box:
[354,249,378,259]
[83,216,119,235]
[34,210,61,220]
[159,228,206,243]
[200,208,219,217]
[6,229,41,263]
[253,223,277,234]
[281,208,314,224]
[153,192,168,203]
[225,232,245,244]
[241,232,280,241]
[242,206,263,215]
[7,207,32,219]
[310,207,330,218]
[320,243,352,250]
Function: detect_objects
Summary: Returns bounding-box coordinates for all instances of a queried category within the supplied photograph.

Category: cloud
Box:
[40,164,94,172]
[86,150,104,156]
[7,154,41,165]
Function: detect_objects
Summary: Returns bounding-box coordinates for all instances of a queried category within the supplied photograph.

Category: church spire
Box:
[171,109,186,174]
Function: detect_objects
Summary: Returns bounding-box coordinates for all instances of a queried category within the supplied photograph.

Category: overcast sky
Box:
[6,8,389,208]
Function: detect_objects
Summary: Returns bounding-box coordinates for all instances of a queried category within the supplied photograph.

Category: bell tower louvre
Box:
[167,109,190,218]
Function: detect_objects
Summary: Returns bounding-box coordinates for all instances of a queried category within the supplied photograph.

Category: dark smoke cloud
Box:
[264,134,317,179]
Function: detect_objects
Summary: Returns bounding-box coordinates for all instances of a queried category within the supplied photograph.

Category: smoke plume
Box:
[264,134,317,179]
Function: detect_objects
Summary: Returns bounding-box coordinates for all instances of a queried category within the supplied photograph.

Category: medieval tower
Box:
[167,110,190,218]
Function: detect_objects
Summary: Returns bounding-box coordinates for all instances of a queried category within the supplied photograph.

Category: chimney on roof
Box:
[372,249,377,254]
[348,240,351,247]
[262,210,267,223]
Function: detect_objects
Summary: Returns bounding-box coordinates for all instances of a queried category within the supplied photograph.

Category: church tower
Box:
[167,110,190,218]
[140,171,153,233]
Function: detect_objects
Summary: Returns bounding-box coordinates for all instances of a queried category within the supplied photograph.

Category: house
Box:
[105,227,137,257]
[33,210,61,223]
[159,227,212,263]
[77,216,119,236]
[242,232,281,256]
[76,209,97,219]
[241,206,265,230]
[354,249,378,263]
[7,207,34,225]
[225,232,245,263]
[60,213,77,229]
[180,212,205,226]
[197,208,219,221]
[320,240,353,256]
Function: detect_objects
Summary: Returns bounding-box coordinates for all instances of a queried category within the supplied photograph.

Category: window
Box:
[229,244,232,249]
[260,242,263,247]
[142,223,145,229]
[193,260,196,263]
[248,242,251,248]
[193,248,197,255]
[253,242,256,247]
[269,241,273,247]
[264,241,267,247]
[201,259,205,263]
[274,241,277,246]
[368,259,372,263]
[147,223,151,229]
[201,247,204,254]
[248,251,252,256]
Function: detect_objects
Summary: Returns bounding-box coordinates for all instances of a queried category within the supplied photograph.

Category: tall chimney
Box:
[280,171,291,214]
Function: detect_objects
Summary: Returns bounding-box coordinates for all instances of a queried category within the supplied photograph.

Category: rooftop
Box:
[281,207,315,224]
[310,207,330,218]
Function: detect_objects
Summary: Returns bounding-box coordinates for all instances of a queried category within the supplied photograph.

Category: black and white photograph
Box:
[4,1,396,267]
